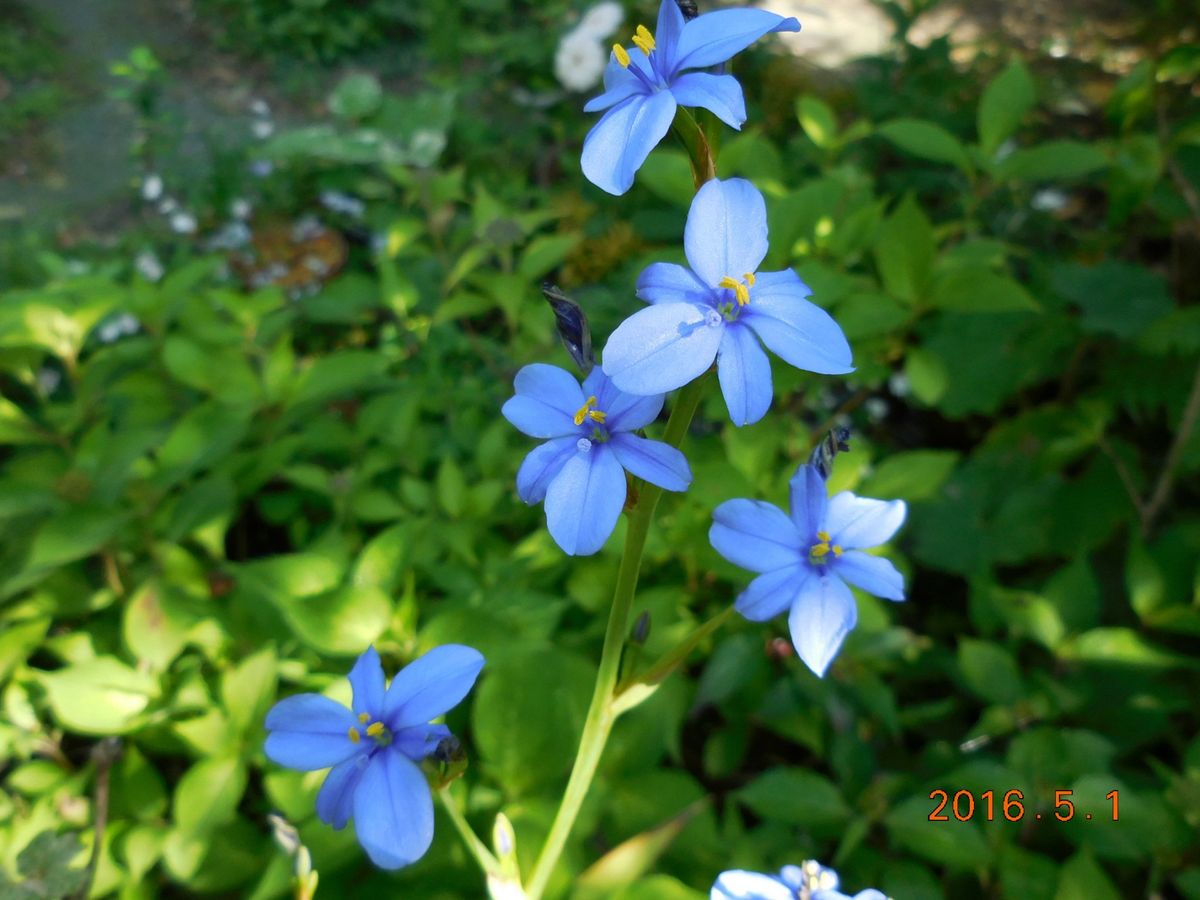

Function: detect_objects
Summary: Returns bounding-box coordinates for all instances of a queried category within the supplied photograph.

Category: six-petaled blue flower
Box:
[709,463,906,676]
[503,362,692,555]
[602,178,853,426]
[581,0,799,195]
[264,645,484,869]
[712,860,888,900]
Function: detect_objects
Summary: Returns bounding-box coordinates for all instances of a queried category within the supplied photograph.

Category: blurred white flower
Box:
[36,367,61,395]
[250,98,271,117]
[98,312,140,343]
[578,1,624,40]
[231,198,252,220]
[555,29,607,93]
[864,396,889,421]
[888,371,911,398]
[142,174,163,201]
[170,211,197,234]
[135,250,164,282]
[252,119,275,139]
[250,160,274,178]
[320,190,366,217]
[1032,188,1069,212]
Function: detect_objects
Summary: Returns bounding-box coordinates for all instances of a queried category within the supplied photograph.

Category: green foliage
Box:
[2,4,1199,899]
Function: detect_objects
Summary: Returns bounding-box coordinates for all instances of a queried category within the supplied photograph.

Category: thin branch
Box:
[1142,361,1200,534]
[74,738,122,900]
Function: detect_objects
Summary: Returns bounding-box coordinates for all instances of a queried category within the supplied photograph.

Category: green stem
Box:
[617,605,736,695]
[524,373,710,900]
[439,788,501,877]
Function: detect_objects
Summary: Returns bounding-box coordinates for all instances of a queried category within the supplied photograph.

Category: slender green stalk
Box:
[524,374,710,900]
[617,605,736,695]
[439,788,501,877]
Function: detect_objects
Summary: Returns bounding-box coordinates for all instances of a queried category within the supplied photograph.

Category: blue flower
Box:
[502,362,692,555]
[709,463,906,676]
[712,860,887,900]
[602,178,852,426]
[581,0,799,195]
[264,645,484,869]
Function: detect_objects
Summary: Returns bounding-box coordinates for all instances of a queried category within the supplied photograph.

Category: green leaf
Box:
[878,118,972,171]
[638,151,694,208]
[737,768,850,831]
[797,95,838,150]
[904,347,949,405]
[37,656,158,734]
[329,73,383,120]
[1051,261,1173,338]
[280,584,392,655]
[0,616,49,683]
[472,646,592,795]
[289,350,389,407]
[352,522,410,592]
[994,140,1109,180]
[1055,851,1121,900]
[874,194,935,304]
[436,458,467,518]
[173,756,248,836]
[0,397,50,446]
[886,796,991,869]
[978,58,1036,156]
[122,581,197,671]
[1062,628,1197,670]
[518,234,580,281]
[958,638,1024,704]
[26,505,128,570]
[928,268,1039,313]
[860,450,959,502]
[221,647,277,736]
[13,832,88,896]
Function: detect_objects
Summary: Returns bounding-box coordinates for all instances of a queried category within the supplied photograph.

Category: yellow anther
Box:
[613,43,631,67]
[573,396,606,426]
[811,542,831,558]
[832,545,843,557]
[632,24,656,54]
[744,271,756,287]
[718,275,751,306]
[817,530,831,543]
[348,727,361,743]
[366,721,385,737]
[358,712,370,723]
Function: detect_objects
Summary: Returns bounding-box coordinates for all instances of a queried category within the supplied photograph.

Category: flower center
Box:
[348,712,393,747]
[807,530,843,566]
[612,25,663,91]
[573,395,608,426]
[718,271,756,307]
[631,24,656,56]
[797,860,840,896]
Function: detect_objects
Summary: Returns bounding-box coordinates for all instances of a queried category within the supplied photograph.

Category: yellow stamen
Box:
[358,712,370,723]
[632,24,656,55]
[573,396,606,426]
[811,542,831,558]
[348,727,361,743]
[613,43,631,67]
[718,275,751,306]
[744,271,756,287]
[832,545,843,557]
[366,721,385,737]
[817,530,831,542]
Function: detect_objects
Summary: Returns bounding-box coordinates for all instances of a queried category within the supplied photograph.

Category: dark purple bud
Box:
[809,426,851,480]
[542,282,594,375]
[676,0,699,21]
[631,611,651,645]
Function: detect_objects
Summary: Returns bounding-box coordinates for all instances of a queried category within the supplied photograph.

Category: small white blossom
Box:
[252,119,275,139]
[135,250,164,282]
[230,198,252,220]
[142,174,163,201]
[98,313,140,343]
[170,211,197,234]
[36,367,61,395]
[1032,188,1069,212]
[555,29,607,93]
[578,1,624,40]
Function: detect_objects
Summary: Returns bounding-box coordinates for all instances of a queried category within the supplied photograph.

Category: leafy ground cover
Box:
[0,0,1198,897]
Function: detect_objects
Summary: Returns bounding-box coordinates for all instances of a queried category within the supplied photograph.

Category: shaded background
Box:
[1,0,1198,897]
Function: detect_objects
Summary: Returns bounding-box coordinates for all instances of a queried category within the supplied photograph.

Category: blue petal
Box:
[603,302,724,395]
[316,756,368,829]
[581,90,678,196]
[352,751,434,870]
[743,270,853,375]
[654,0,686,68]
[608,432,691,492]
[833,551,905,601]
[788,463,828,538]
[711,869,799,900]
[348,646,385,718]
[735,564,804,622]
[717,323,773,426]
[669,72,747,130]
[636,262,713,306]
[263,694,361,770]
[583,366,666,431]
[501,364,584,439]
[393,723,451,760]
[709,498,803,573]
[825,493,907,549]
[788,573,857,677]
[516,436,578,504]
[583,57,645,112]
[671,9,800,74]
[814,891,888,900]
[684,178,768,287]
[543,442,627,555]
[382,644,485,729]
